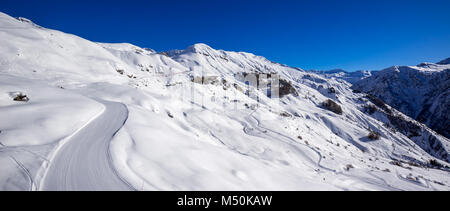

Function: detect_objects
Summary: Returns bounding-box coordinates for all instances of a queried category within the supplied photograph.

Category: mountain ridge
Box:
[352,61,450,139]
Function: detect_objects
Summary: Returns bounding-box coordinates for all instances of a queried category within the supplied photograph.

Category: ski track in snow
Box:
[241,111,335,173]
[9,156,34,191]
[39,100,134,191]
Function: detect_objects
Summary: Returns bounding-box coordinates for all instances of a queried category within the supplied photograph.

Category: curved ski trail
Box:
[40,100,134,191]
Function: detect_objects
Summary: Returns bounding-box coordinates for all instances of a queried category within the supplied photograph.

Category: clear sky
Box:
[1,0,449,71]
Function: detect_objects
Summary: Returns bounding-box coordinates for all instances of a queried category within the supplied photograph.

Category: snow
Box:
[0,75,103,190]
[40,101,133,191]
[0,11,449,191]
[312,69,375,84]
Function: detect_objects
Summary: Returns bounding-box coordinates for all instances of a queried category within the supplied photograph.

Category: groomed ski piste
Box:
[0,12,449,191]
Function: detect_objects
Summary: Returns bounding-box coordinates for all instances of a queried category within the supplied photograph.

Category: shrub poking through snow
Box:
[280,111,292,117]
[368,130,381,140]
[344,164,354,171]
[429,159,443,169]
[116,69,124,75]
[389,160,403,167]
[328,87,336,94]
[322,99,343,115]
[13,93,29,102]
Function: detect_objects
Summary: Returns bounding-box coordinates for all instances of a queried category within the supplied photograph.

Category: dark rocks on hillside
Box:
[322,99,343,115]
[363,104,377,115]
[368,130,381,140]
[191,76,219,85]
[279,78,298,97]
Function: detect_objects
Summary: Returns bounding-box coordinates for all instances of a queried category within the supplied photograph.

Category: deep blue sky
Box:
[1,0,450,71]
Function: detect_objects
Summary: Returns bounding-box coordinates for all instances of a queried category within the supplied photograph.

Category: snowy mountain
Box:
[1,12,449,191]
[352,61,450,140]
[437,57,450,65]
[311,69,375,84]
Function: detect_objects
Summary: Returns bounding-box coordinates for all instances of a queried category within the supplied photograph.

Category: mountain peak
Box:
[437,57,450,65]
[186,43,214,53]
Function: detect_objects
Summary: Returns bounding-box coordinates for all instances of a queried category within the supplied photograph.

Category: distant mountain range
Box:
[311,59,450,140]
[351,59,450,139]
[310,69,375,84]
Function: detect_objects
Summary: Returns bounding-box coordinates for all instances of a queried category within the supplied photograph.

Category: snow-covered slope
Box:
[311,69,375,84]
[1,12,449,191]
[352,61,450,139]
